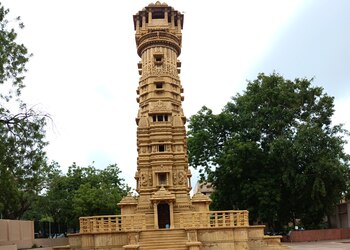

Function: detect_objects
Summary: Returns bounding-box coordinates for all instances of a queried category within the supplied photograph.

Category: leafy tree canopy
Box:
[39,163,130,230]
[188,72,350,229]
[0,3,51,219]
[0,5,129,230]
[0,5,129,231]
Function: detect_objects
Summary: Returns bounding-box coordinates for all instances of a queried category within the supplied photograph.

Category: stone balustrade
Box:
[79,214,146,233]
[79,210,249,234]
[178,210,249,228]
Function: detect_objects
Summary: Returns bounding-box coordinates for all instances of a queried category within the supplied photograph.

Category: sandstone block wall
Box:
[0,220,34,242]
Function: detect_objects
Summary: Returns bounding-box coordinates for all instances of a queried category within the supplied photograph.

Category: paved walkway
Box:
[285,239,350,249]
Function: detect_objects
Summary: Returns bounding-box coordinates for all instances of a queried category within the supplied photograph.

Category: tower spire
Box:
[131,2,191,229]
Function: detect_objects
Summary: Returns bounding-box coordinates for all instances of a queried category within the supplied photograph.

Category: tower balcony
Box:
[136,31,182,57]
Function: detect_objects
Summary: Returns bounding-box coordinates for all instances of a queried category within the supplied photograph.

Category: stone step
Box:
[140,242,187,250]
[139,229,187,250]
[140,229,186,235]
[140,245,187,250]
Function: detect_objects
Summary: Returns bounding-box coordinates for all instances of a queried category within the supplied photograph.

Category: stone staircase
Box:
[139,229,188,250]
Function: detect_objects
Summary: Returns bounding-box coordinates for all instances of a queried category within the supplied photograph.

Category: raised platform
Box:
[68,225,286,250]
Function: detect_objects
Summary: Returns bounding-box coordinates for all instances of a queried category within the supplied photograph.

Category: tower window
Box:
[152,114,169,122]
[159,144,165,152]
[154,54,164,65]
[158,173,167,185]
[155,82,163,89]
[152,11,165,19]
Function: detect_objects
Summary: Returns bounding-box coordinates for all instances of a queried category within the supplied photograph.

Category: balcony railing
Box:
[79,210,249,234]
[79,214,146,233]
[178,210,249,228]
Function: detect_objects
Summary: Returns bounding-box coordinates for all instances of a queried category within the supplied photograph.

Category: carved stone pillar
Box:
[148,10,152,24]
[136,19,140,32]
[177,16,181,32]
[171,12,175,29]
[186,230,201,250]
[164,10,168,22]
[169,201,174,229]
[153,202,158,229]
[142,14,146,30]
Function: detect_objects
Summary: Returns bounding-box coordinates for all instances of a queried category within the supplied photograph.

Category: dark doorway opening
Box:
[157,203,170,229]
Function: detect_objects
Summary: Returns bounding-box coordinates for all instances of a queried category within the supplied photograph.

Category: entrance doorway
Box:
[157,203,170,228]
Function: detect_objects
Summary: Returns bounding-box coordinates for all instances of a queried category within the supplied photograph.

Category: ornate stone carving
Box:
[178,170,185,185]
[151,100,168,112]
[187,230,198,242]
[173,171,177,185]
[148,171,153,186]
[141,172,148,186]
[128,232,139,244]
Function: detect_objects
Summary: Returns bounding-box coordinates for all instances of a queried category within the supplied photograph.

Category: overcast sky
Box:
[2,0,350,190]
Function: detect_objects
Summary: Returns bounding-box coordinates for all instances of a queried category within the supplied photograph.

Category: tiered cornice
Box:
[136,31,181,57]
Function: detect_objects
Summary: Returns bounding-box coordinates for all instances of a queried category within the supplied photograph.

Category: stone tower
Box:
[119,1,195,229]
[73,3,285,249]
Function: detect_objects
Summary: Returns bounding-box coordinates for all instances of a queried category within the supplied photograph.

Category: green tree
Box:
[188,72,350,229]
[0,3,51,219]
[45,163,129,230]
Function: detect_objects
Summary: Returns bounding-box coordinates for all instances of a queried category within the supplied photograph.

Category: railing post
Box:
[118,216,122,231]
[206,212,210,227]
[240,212,245,226]
[91,218,95,233]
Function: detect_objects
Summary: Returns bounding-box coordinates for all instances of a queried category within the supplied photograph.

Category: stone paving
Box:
[286,239,350,249]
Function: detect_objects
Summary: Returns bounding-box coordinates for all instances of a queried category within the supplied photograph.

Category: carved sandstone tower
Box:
[119,1,194,229]
[74,3,285,249]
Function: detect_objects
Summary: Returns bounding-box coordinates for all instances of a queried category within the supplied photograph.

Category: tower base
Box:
[67,226,288,250]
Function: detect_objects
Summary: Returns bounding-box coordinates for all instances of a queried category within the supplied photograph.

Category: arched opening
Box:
[157,203,170,228]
